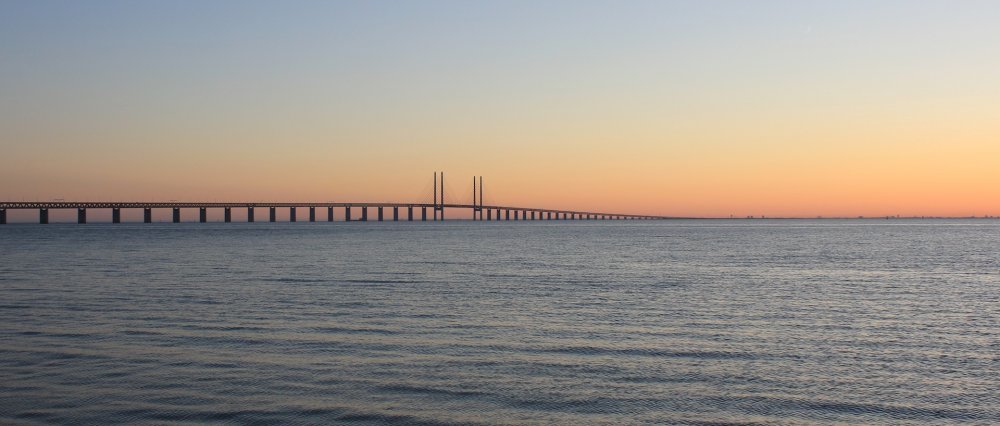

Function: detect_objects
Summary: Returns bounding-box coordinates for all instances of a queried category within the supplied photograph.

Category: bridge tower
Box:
[434,171,445,220]
[473,176,484,220]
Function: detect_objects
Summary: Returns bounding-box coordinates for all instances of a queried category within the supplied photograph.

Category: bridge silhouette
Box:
[0,172,665,224]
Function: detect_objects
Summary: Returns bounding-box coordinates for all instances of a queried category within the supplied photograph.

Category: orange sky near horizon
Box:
[2,1,998,218]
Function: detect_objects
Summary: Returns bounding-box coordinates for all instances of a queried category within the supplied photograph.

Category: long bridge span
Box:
[0,173,666,224]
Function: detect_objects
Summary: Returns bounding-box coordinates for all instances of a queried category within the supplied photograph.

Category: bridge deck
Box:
[0,202,665,220]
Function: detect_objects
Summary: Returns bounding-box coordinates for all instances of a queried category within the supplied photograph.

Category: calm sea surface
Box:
[1,220,997,425]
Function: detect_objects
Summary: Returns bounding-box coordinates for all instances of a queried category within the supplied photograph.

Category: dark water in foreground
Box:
[0,220,997,425]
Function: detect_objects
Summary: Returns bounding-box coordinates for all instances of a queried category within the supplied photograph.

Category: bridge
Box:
[0,173,666,224]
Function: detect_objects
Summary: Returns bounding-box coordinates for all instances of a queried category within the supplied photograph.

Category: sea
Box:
[0,220,997,425]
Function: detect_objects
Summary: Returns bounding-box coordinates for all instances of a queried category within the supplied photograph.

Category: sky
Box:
[2,0,999,218]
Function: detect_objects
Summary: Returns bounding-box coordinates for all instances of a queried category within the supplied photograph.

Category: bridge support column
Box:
[290,207,296,222]
[77,208,86,224]
[362,207,368,221]
[309,207,316,222]
[487,209,492,220]
[378,207,383,221]
[408,206,413,221]
[393,207,398,221]
[345,207,351,221]
[0,208,5,225]
[269,207,276,222]
[421,207,426,221]
[224,208,232,223]
[248,207,254,223]
[328,207,334,222]
[200,208,207,223]
[172,208,181,223]
[144,208,152,223]
[112,208,121,223]
[505,210,510,220]
[39,208,48,224]
[496,209,500,221]
[531,211,535,220]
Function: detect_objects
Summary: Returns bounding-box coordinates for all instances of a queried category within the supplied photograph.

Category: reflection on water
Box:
[0,220,997,424]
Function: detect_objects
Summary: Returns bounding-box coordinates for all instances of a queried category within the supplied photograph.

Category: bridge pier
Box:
[248,207,254,223]
[144,208,152,223]
[487,209,492,220]
[112,208,121,223]
[0,208,5,225]
[362,207,368,221]
[270,207,276,222]
[505,209,510,220]
[421,207,426,221]
[309,207,316,222]
[530,211,535,220]
[328,207,334,222]
[77,208,86,224]
[39,208,48,224]
[224,208,232,223]
[408,206,413,221]
[200,208,207,223]
[345,207,352,221]
[393,207,398,221]
[290,207,296,222]
[172,208,181,223]
[378,207,383,221]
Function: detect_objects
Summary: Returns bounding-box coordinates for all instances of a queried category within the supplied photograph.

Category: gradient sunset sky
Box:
[2,0,998,218]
